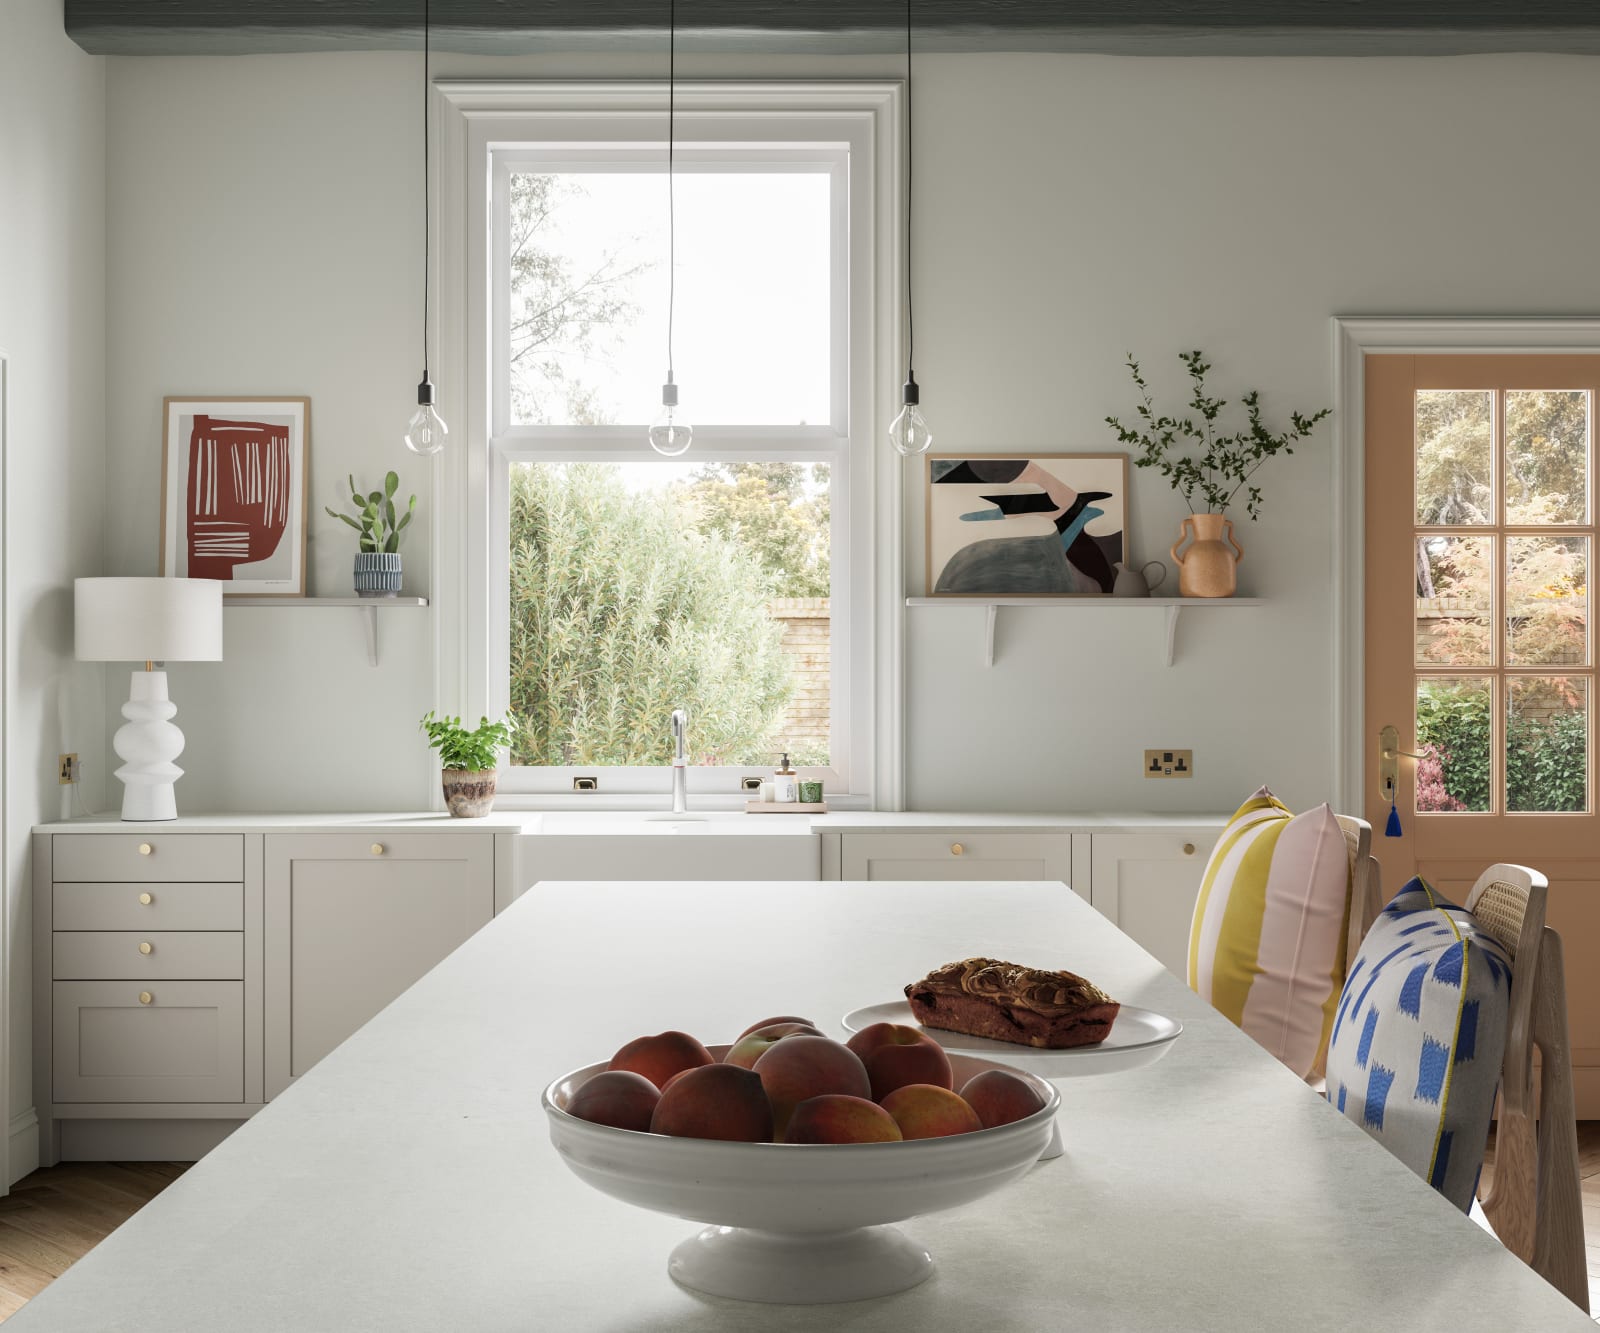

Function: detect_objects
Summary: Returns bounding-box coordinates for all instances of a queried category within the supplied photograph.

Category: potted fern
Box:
[421,711,516,817]
[325,472,417,597]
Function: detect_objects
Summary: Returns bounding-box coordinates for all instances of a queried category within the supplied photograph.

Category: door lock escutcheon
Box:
[1378,724,1426,804]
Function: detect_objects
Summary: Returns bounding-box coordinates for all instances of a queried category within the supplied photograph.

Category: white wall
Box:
[102,49,1600,817]
[0,0,107,1181]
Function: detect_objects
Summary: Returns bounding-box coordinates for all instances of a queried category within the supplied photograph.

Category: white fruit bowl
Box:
[542,1046,1060,1305]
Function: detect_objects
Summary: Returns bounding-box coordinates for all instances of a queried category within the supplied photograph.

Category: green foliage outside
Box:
[325,472,416,553]
[1415,681,1586,813]
[676,462,830,598]
[420,711,517,772]
[1416,389,1587,526]
[508,463,798,767]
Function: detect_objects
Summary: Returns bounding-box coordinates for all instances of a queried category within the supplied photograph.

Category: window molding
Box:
[434,80,905,809]
[1331,316,1600,816]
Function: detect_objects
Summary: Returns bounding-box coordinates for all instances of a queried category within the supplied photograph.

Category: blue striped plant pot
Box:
[353,552,402,598]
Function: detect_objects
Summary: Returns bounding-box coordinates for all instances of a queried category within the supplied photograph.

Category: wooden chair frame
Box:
[1465,863,1588,1312]
[1333,815,1383,975]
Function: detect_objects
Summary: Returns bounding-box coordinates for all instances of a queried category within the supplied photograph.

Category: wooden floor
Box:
[0,1133,1595,1322]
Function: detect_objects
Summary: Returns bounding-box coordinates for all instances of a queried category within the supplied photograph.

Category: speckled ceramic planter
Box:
[442,768,497,818]
[353,552,402,598]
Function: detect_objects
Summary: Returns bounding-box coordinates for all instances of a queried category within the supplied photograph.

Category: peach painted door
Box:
[1365,353,1600,1117]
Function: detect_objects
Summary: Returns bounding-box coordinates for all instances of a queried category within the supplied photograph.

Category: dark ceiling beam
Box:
[64,0,1600,56]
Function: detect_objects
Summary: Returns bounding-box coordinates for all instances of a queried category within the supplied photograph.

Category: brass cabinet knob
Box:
[951,843,964,856]
[138,892,153,906]
[370,843,385,856]
[138,941,153,955]
[138,991,153,1005]
[1183,843,1196,856]
[138,843,153,856]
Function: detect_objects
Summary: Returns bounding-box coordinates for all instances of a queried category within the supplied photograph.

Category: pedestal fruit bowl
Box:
[543,1045,1060,1304]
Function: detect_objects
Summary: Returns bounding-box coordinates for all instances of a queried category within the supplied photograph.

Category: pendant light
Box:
[405,0,448,456]
[888,0,933,457]
[648,0,693,457]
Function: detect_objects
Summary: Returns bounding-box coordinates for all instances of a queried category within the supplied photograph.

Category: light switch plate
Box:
[1144,749,1193,778]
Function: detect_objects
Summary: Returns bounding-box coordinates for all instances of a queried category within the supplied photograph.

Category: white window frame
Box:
[433,81,905,809]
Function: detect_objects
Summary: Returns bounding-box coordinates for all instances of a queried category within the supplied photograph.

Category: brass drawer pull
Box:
[951,843,964,856]
[139,892,154,906]
[138,991,153,1005]
[138,941,153,955]
[1183,843,1196,856]
[138,843,153,856]
[371,843,385,856]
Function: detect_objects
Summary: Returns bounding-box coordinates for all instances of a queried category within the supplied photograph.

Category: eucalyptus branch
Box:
[1105,351,1331,522]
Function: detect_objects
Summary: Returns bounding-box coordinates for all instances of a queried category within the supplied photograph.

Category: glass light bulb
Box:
[406,379,448,456]
[649,381,693,457]
[889,400,933,456]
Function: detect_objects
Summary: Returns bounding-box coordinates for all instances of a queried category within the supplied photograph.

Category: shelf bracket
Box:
[1164,604,1180,668]
[985,604,998,668]
[362,606,378,667]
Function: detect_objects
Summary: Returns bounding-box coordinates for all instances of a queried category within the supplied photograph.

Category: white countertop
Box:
[34,809,1228,835]
[9,880,1585,1331]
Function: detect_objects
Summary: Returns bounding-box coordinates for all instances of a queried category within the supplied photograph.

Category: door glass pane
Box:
[1506,536,1588,666]
[1505,390,1589,524]
[1416,390,1493,525]
[1416,535,1493,666]
[1507,676,1588,813]
[1415,677,1492,812]
[507,171,832,427]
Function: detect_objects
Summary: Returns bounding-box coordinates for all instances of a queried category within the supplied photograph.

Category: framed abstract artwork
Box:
[160,397,310,596]
[926,453,1129,596]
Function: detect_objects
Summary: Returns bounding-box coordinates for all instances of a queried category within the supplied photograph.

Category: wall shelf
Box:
[905,597,1264,669]
[224,597,429,666]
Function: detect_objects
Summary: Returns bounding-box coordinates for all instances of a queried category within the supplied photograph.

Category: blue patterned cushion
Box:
[1324,876,1511,1211]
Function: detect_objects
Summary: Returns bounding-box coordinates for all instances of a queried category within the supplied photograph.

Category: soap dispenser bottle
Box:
[773,753,798,804]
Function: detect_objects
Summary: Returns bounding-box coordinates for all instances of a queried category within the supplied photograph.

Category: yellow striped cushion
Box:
[1188,787,1352,1079]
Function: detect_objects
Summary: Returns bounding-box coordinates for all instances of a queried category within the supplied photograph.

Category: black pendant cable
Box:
[648,0,693,456]
[888,0,932,456]
[405,0,448,455]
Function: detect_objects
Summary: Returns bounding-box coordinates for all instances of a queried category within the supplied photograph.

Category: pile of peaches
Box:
[565,1015,1048,1144]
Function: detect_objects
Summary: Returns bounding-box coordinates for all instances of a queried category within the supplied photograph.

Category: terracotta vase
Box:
[1170,514,1243,598]
[441,768,497,818]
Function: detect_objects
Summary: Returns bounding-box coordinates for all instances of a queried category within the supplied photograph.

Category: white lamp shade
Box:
[74,577,224,663]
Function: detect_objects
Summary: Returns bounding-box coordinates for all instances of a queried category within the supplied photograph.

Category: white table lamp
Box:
[74,577,223,821]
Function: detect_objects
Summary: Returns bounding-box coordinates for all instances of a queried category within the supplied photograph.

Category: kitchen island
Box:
[9,880,1589,1330]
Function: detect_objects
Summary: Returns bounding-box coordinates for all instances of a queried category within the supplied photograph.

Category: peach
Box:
[566,1070,660,1133]
[784,1095,904,1144]
[959,1070,1048,1129]
[737,1014,816,1039]
[858,1029,953,1102]
[879,1084,984,1140]
[649,1063,774,1142]
[752,1035,871,1137]
[724,1021,822,1070]
[608,1030,715,1091]
[845,1021,929,1061]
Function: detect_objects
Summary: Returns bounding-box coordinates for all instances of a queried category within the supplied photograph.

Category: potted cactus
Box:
[325,471,417,597]
[420,711,516,817]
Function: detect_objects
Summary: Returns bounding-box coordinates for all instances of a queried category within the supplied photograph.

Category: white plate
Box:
[840,1000,1182,1078]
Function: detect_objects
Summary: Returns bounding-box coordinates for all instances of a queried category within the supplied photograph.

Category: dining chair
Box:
[1333,814,1383,974]
[1465,864,1588,1312]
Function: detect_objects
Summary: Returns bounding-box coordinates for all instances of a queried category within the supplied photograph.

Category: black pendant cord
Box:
[422,0,432,385]
[667,0,676,386]
[904,0,914,389]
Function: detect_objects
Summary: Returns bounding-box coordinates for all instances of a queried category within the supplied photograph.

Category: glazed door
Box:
[1364,353,1600,1116]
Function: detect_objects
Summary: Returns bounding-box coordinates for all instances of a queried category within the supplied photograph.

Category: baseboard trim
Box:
[8,1108,39,1186]
[58,1117,244,1162]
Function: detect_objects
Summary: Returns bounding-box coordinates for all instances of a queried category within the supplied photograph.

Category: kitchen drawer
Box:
[54,931,244,981]
[53,980,243,1103]
[53,882,244,932]
[53,833,244,883]
[838,832,1075,884]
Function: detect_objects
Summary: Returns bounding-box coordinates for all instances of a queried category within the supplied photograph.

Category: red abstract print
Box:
[185,415,291,580]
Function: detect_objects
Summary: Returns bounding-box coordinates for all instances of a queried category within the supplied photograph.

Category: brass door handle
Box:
[1183,843,1196,856]
[1379,725,1427,802]
[138,991,153,1005]
[951,843,964,856]
[139,892,153,906]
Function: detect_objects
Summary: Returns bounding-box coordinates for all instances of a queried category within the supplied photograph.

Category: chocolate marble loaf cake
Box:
[904,957,1120,1049]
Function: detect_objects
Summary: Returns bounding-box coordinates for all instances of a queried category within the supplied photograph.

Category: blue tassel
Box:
[1385,800,1402,838]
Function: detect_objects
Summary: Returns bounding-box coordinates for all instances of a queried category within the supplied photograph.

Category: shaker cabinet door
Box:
[264,834,494,1099]
[1087,832,1216,978]
[838,833,1078,893]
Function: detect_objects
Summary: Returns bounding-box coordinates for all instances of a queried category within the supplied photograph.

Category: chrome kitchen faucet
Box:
[670,709,689,814]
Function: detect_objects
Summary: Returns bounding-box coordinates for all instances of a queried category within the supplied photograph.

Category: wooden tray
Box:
[744,801,828,814]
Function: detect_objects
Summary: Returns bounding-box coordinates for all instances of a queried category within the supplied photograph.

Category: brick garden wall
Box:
[768,598,831,765]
